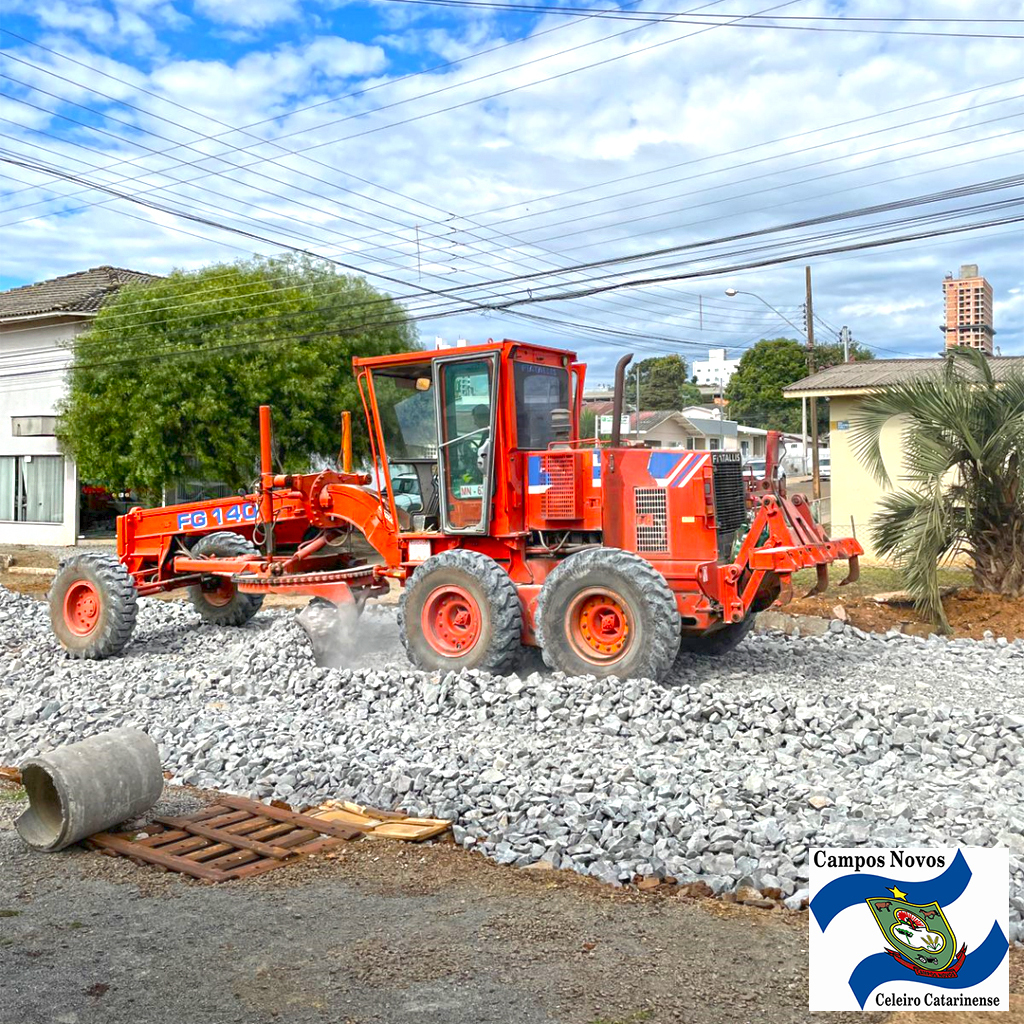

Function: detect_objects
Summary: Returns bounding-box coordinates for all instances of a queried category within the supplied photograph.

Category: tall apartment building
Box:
[941,264,994,354]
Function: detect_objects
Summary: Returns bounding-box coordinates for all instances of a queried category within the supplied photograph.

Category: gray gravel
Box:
[1,584,1021,942]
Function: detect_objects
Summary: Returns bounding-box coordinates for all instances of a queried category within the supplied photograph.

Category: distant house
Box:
[0,266,160,545]
[589,404,737,451]
[784,357,1024,558]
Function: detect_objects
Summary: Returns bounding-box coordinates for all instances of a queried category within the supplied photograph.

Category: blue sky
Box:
[1,0,1021,379]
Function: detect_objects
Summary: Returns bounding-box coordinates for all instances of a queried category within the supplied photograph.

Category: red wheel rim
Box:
[421,585,482,656]
[566,588,631,663]
[201,577,236,607]
[63,579,101,636]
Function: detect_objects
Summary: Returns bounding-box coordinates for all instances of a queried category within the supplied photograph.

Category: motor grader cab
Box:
[48,340,861,682]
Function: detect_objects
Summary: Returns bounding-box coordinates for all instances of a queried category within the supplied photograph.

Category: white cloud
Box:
[194,0,300,29]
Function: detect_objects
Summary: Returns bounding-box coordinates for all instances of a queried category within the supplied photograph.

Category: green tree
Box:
[625,354,697,409]
[723,338,808,432]
[57,256,418,497]
[851,350,1024,631]
[814,339,875,371]
[580,407,598,440]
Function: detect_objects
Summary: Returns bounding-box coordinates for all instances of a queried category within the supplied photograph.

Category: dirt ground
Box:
[787,564,1022,642]
[0,780,1019,1024]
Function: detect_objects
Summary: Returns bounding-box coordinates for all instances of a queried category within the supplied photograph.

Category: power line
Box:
[0,36,806,335]
[368,1,1024,39]
[2,58,1015,309]
[1,197,1016,384]
[3,136,1017,362]
[453,101,1024,246]
[0,33,1011,335]
[5,148,1013,331]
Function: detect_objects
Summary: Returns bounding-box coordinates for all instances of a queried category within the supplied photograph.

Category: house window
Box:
[11,416,58,437]
[709,437,722,451]
[0,456,64,523]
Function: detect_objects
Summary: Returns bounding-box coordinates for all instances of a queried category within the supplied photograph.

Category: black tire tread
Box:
[188,531,264,626]
[49,551,138,659]
[677,615,757,658]
[536,547,680,681]
[398,549,522,674]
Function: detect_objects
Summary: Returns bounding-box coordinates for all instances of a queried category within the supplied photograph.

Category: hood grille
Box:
[711,452,747,533]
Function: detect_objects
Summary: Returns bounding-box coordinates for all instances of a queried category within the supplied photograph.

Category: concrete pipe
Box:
[15,728,163,852]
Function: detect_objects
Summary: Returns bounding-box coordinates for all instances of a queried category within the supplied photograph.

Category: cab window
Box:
[437,358,495,532]
[513,362,571,450]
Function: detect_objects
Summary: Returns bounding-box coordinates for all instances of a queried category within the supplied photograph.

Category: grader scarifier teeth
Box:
[804,563,829,598]
[839,554,861,587]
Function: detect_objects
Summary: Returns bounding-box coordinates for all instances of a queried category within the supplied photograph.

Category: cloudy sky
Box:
[1,0,1021,381]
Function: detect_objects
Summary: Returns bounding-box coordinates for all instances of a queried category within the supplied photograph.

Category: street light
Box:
[724,287,807,339]
[724,287,812,485]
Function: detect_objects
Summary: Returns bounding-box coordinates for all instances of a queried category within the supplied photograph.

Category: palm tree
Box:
[851,349,1024,632]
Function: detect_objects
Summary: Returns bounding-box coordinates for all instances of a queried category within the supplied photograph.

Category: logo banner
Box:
[809,848,1009,1012]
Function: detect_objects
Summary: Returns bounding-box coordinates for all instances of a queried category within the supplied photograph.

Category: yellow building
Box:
[784,357,1024,560]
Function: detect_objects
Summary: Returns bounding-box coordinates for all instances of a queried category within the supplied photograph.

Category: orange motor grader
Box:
[49,341,860,681]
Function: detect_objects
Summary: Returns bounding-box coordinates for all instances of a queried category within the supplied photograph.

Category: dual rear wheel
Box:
[400,547,683,681]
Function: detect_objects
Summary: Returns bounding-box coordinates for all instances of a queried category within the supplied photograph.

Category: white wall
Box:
[0,317,85,545]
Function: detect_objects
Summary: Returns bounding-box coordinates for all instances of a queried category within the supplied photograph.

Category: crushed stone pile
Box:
[1,585,1021,941]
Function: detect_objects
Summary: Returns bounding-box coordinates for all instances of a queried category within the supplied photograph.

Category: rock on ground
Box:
[1,585,1021,943]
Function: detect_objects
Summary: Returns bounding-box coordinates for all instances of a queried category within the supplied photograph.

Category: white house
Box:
[692,348,741,388]
[0,266,158,545]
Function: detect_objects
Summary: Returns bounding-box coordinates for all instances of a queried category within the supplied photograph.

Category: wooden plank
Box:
[200,827,314,870]
[218,795,363,838]
[371,821,451,841]
[88,833,229,882]
[152,819,291,859]
[199,848,260,872]
[217,836,347,880]
[136,829,190,847]
[182,803,233,822]
[148,835,214,856]
[182,843,235,862]
[286,836,349,856]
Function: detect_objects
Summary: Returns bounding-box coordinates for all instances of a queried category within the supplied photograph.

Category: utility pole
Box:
[840,325,851,362]
[806,265,821,500]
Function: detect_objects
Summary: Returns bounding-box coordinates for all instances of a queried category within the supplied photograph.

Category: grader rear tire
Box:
[188,532,264,626]
[49,552,138,659]
[399,550,522,674]
[536,548,680,681]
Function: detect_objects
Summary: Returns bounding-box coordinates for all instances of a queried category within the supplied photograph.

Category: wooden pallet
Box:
[87,795,364,882]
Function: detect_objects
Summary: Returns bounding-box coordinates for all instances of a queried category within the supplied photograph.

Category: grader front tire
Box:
[188,532,264,626]
[49,552,138,659]
[399,550,522,674]
[536,548,680,682]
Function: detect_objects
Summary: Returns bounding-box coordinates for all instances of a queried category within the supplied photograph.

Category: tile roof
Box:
[784,356,1024,394]
[0,265,160,319]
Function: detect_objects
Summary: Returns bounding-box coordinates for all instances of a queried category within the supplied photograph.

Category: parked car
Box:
[744,458,786,487]
[391,474,423,512]
[818,457,831,481]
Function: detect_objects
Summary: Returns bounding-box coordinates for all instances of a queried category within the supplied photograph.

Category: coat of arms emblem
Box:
[866,886,967,978]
